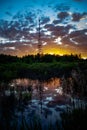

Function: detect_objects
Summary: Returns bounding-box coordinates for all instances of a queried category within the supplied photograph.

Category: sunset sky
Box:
[0,0,87,58]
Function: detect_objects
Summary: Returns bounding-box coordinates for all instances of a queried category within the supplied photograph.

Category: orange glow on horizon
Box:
[0,43,87,58]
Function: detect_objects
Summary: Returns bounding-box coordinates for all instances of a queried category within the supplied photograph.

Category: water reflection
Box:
[9,77,60,88]
[0,78,69,130]
[8,78,62,103]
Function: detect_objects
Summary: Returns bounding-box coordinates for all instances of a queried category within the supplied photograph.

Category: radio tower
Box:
[38,19,42,55]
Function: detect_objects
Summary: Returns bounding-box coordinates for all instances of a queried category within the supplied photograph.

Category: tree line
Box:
[0,53,83,64]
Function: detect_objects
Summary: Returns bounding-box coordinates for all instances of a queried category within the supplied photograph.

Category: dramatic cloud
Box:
[57,12,69,20]
[40,17,50,24]
[72,35,87,45]
[53,20,62,25]
[69,29,87,38]
[72,12,87,21]
[61,29,87,51]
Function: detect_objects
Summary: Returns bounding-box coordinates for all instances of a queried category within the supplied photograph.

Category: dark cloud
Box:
[0,24,29,40]
[61,35,87,55]
[53,19,62,24]
[13,11,36,24]
[51,26,67,36]
[69,29,87,38]
[0,20,9,37]
[40,17,50,24]
[61,29,87,49]
[61,36,74,46]
[57,12,69,20]
[72,12,87,21]
[44,24,54,30]
[44,23,74,37]
[0,11,37,40]
[72,35,87,45]
[44,24,68,37]
[0,41,36,56]
[25,11,36,23]
[13,12,23,20]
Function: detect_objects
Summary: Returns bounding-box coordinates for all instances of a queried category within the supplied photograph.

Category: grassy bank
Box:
[0,61,86,80]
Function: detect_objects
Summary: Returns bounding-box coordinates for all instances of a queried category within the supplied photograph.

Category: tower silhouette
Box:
[38,19,42,54]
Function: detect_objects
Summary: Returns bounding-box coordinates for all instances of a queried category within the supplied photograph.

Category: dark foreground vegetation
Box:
[0,53,87,80]
[61,107,87,130]
[0,89,87,130]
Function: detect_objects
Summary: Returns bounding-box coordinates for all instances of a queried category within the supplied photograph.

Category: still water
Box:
[0,78,71,130]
